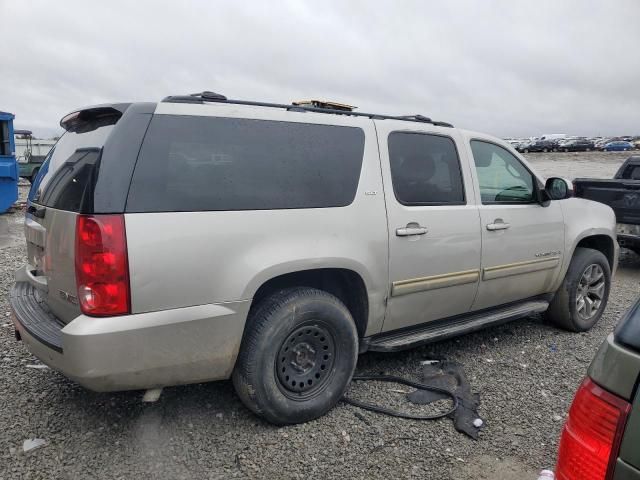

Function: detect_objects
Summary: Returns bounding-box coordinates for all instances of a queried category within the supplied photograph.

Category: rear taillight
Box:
[556,377,631,480]
[75,215,130,316]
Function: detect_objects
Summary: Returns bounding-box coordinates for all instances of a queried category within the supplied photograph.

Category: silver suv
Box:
[10,92,618,424]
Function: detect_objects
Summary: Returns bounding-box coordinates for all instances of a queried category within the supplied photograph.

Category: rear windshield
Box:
[126,115,365,212]
[30,114,118,211]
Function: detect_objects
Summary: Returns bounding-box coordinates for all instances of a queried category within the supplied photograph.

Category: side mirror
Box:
[545,177,573,200]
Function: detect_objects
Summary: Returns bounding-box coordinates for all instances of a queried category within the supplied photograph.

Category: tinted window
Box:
[470,140,535,204]
[388,132,464,205]
[625,165,640,180]
[30,115,118,211]
[126,116,365,212]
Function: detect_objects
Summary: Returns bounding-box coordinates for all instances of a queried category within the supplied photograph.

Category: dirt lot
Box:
[1,151,639,480]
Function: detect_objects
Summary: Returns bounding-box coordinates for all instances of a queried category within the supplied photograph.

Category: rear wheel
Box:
[545,248,611,332]
[232,287,358,425]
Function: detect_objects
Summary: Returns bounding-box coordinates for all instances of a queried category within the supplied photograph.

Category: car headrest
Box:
[473,143,494,167]
[398,155,436,182]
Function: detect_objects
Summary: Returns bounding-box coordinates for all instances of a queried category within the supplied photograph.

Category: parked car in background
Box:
[559,138,595,152]
[632,139,640,150]
[519,139,558,152]
[605,141,634,152]
[554,297,640,480]
[14,131,56,183]
[10,93,618,425]
[595,138,612,150]
[574,156,640,254]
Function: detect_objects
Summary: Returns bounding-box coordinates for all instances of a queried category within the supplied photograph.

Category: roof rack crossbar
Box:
[161,93,453,127]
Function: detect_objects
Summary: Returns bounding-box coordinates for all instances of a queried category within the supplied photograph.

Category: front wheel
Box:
[232,287,358,425]
[545,247,611,332]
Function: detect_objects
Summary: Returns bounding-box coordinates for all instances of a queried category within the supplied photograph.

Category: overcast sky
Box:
[2,0,639,138]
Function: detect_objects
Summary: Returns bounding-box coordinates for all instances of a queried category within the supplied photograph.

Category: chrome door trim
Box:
[391,269,480,297]
[482,257,560,281]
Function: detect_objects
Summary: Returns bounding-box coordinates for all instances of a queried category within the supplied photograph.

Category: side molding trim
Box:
[482,257,560,281]
[391,269,480,297]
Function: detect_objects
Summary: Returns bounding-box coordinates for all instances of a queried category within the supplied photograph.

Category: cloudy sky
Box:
[2,0,639,138]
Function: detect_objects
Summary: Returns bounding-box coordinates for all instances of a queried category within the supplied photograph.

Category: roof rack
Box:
[161,91,453,128]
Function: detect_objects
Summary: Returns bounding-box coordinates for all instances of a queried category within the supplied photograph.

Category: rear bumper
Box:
[9,280,250,392]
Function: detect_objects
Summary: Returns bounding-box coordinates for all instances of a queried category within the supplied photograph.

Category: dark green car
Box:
[555,298,640,479]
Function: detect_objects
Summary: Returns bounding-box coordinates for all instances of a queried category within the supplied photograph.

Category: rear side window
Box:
[126,116,365,212]
[388,132,465,205]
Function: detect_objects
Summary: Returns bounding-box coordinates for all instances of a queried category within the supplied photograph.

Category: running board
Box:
[366,300,549,352]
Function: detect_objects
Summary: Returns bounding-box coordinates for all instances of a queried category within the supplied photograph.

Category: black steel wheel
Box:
[276,322,336,399]
[233,287,358,425]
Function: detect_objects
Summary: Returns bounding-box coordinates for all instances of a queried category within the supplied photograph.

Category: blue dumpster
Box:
[0,111,18,213]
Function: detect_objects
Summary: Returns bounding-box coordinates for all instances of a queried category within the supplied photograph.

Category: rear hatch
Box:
[24,106,126,324]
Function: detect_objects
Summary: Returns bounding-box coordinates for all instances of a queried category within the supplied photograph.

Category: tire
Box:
[545,247,611,332]
[543,148,548,152]
[30,168,39,184]
[564,148,569,152]
[523,149,529,153]
[232,287,358,425]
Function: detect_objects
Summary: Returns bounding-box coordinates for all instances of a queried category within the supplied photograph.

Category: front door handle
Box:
[396,223,428,236]
[486,219,511,231]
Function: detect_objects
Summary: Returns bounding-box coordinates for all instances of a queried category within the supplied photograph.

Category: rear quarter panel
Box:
[125,106,389,336]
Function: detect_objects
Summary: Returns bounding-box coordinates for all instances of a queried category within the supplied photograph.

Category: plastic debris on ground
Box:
[23,438,47,452]
[407,360,484,439]
[142,388,163,403]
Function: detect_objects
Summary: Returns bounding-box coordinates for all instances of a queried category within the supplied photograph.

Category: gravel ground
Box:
[1,152,639,480]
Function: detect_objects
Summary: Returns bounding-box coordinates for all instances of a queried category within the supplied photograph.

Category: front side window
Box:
[470,140,535,204]
[388,132,465,205]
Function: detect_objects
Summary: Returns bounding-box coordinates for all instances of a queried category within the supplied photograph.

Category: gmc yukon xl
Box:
[10,92,618,424]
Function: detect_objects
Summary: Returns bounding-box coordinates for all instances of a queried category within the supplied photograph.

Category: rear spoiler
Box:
[60,104,130,132]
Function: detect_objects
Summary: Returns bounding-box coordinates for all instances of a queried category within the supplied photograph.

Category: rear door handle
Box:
[396,224,428,236]
[486,219,510,231]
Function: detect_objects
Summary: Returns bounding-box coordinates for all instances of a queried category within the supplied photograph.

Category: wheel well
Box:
[251,269,369,337]
[576,235,615,269]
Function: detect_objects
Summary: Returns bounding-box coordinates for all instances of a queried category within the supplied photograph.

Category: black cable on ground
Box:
[342,374,459,420]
